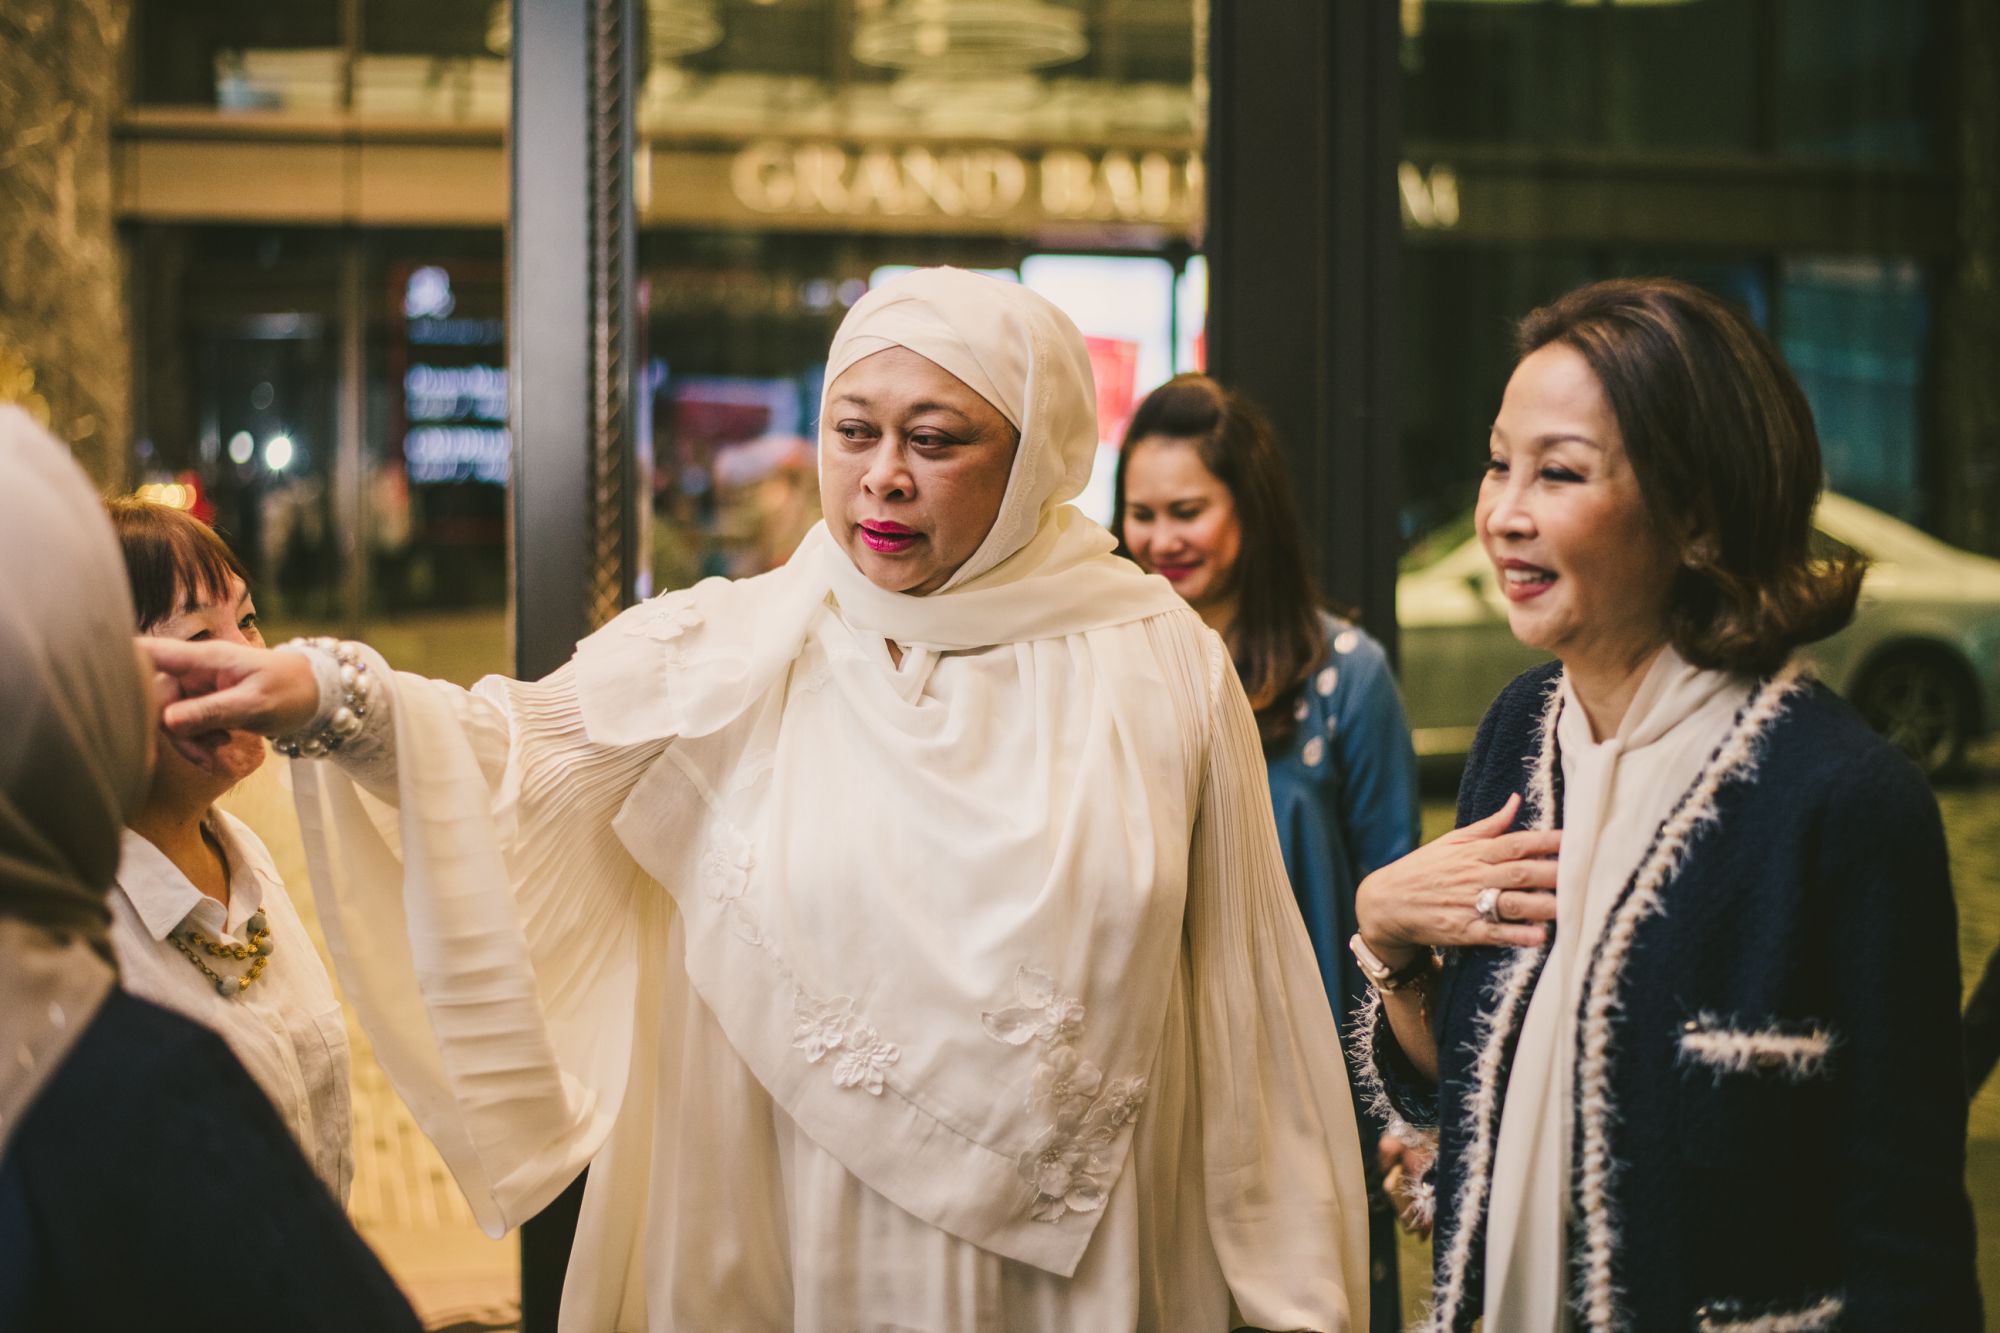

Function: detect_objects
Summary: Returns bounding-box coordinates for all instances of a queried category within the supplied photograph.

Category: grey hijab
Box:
[0,407,152,1154]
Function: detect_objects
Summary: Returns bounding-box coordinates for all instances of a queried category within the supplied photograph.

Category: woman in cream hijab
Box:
[0,408,418,1331]
[147,269,1370,1332]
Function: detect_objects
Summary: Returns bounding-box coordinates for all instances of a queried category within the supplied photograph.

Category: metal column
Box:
[509,0,640,685]
[1204,0,1404,659]
[507,0,639,1324]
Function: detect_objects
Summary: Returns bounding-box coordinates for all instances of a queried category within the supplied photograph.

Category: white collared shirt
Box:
[110,809,352,1201]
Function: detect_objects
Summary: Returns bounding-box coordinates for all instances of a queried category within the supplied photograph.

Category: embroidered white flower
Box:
[984,965,1146,1223]
[727,901,764,945]
[1028,1045,1102,1113]
[791,992,900,1096]
[792,994,856,1063]
[623,597,704,644]
[831,1026,900,1095]
[1316,665,1339,696]
[1090,1076,1147,1129]
[792,659,835,695]
[707,827,898,1099]
[1016,1120,1109,1222]
[982,966,1087,1046]
[701,846,752,902]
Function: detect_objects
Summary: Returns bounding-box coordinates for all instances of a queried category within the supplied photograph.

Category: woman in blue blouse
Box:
[1115,373,1420,1329]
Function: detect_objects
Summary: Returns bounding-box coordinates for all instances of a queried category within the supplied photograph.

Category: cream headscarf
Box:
[575,266,1176,743]
[0,406,154,1155]
[570,268,1198,1273]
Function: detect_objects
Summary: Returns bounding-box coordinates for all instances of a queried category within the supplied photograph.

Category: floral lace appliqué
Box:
[983,966,1085,1046]
[983,965,1147,1224]
[792,992,901,1095]
[622,597,704,646]
[696,830,897,1095]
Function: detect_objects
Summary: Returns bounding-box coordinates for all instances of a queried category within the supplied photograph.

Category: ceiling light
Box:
[853,1,1087,75]
[487,0,721,62]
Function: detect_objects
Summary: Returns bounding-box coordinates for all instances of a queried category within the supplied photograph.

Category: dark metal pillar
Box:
[1204,0,1404,658]
[507,0,639,1325]
[509,0,640,684]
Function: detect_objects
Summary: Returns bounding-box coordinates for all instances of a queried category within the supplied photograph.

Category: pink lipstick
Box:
[1496,558,1556,602]
[859,519,920,554]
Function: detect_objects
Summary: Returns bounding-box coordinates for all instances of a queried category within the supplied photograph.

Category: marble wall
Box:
[0,0,131,486]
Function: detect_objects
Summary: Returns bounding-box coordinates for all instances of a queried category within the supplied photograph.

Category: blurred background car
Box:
[1397,492,2000,780]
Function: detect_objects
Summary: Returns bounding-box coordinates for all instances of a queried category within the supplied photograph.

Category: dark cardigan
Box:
[1361,661,1981,1332]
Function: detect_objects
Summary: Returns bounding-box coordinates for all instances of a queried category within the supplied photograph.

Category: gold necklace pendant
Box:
[172,911,276,998]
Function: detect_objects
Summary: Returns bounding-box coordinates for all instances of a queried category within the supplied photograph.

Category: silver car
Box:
[1396,492,2000,777]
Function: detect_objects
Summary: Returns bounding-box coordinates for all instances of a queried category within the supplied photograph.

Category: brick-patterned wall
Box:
[0,0,131,487]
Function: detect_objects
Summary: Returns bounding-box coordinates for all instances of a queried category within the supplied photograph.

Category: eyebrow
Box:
[173,584,253,618]
[831,394,972,420]
[1489,426,1604,451]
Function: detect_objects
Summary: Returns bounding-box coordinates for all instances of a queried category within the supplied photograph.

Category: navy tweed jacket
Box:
[1362,661,1980,1332]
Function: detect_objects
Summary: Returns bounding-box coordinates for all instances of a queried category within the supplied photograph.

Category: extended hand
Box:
[1355,792,1560,957]
[1378,1132,1436,1239]
[140,637,321,771]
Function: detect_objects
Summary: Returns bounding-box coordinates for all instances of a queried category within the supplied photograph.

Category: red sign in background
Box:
[1084,335,1140,446]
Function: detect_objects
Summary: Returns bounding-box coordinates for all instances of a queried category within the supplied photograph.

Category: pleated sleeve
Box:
[291,650,672,1236]
[1185,637,1373,1333]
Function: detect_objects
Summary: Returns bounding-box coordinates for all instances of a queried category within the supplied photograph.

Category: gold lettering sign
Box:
[730,142,1456,232]
[731,141,1200,225]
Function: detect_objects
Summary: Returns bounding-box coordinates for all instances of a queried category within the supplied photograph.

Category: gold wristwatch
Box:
[1349,933,1436,992]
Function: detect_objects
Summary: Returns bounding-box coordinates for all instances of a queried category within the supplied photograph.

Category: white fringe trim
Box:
[1520,673,1563,831]
[1400,1161,1437,1232]
[1678,1013,1835,1083]
[1420,677,1565,1333]
[1695,1293,1844,1332]
[1346,988,1401,1132]
[1569,662,1811,1332]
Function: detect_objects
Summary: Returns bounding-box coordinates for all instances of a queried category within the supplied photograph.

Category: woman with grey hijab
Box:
[0,407,420,1332]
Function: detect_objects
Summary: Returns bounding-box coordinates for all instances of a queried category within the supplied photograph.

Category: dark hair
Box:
[104,497,252,633]
[1515,278,1864,676]
[1112,374,1323,751]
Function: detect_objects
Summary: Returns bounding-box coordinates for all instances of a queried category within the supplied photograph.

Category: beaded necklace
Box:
[160,820,276,999]
[171,910,275,998]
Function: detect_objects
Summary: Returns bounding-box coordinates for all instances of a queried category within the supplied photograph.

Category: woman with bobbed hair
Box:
[1115,374,1420,1330]
[102,497,352,1201]
[1350,278,1979,1330]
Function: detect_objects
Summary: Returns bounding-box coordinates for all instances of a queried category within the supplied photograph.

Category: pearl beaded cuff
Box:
[271,637,377,758]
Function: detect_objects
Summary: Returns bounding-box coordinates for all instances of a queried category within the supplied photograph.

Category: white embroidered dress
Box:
[290,270,1370,1332]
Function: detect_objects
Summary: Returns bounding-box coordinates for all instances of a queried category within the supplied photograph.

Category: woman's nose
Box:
[1483,482,1534,540]
[860,438,911,498]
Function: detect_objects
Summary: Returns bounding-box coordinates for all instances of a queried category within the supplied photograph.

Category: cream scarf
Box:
[1484,645,1753,1328]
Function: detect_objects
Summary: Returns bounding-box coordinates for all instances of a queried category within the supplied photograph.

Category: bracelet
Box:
[272,637,376,758]
[1349,933,1437,993]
